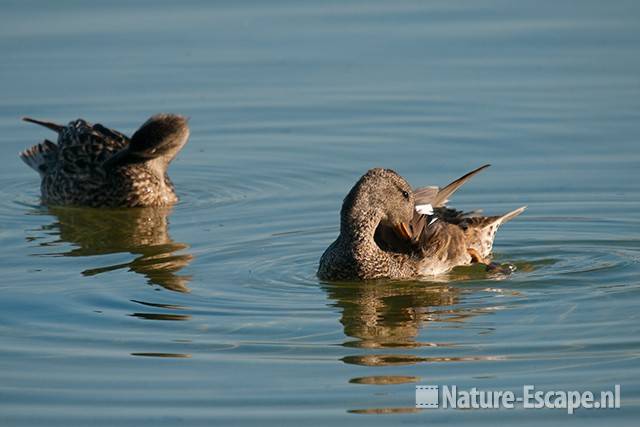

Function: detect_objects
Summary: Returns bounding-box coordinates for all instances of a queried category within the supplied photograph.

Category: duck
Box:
[317,165,526,281]
[20,114,189,207]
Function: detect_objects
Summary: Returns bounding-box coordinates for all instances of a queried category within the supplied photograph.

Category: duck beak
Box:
[394,222,412,240]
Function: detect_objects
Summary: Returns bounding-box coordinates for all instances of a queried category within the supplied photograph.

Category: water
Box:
[1,0,639,425]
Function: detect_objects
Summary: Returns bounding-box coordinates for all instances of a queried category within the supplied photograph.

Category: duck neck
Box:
[340,193,383,254]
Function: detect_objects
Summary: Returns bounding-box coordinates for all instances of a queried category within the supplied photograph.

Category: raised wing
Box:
[375,165,491,256]
[22,117,130,178]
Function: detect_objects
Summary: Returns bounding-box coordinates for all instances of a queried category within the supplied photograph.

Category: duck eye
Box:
[401,190,410,200]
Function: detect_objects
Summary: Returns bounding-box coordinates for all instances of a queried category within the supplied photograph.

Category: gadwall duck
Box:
[20,114,189,207]
[317,165,526,280]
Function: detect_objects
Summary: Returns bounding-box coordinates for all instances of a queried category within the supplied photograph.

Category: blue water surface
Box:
[0,1,639,425]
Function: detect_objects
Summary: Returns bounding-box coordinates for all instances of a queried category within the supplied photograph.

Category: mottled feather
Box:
[318,166,526,280]
[20,114,189,207]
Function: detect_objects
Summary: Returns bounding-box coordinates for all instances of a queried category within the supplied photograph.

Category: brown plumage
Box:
[317,166,526,280]
[20,114,189,207]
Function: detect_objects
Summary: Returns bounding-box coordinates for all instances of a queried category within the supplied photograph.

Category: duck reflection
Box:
[32,206,193,292]
[323,279,507,413]
[324,281,460,350]
[323,277,501,368]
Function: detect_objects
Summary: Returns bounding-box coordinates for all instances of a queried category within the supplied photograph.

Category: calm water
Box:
[1,1,639,425]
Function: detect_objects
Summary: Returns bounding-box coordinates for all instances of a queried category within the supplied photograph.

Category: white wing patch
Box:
[428,217,438,226]
[415,204,434,215]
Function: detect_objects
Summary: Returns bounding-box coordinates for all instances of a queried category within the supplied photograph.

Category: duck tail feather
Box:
[22,117,64,133]
[19,139,57,175]
[496,205,527,226]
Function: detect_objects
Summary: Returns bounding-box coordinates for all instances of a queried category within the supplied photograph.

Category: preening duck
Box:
[317,165,526,280]
[20,114,189,207]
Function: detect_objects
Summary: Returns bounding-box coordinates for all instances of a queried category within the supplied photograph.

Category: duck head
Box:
[341,168,415,240]
[129,113,190,165]
[104,114,190,171]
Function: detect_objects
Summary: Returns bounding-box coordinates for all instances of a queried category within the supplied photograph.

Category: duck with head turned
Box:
[20,114,189,207]
[317,165,526,281]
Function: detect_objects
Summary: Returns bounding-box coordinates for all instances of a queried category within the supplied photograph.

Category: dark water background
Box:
[1,1,639,425]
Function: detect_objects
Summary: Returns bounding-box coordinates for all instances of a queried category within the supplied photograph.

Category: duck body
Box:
[20,114,189,207]
[318,166,526,281]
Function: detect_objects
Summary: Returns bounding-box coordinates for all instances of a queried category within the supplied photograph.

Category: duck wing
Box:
[375,165,491,256]
[407,206,479,257]
[410,164,525,261]
[414,164,490,208]
[21,117,130,178]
